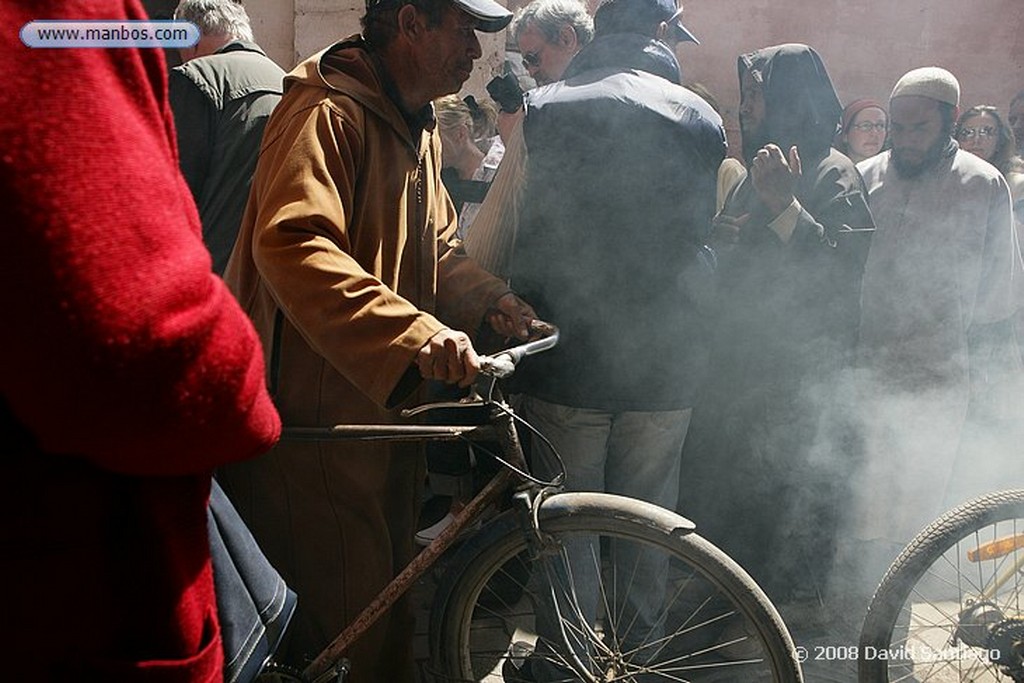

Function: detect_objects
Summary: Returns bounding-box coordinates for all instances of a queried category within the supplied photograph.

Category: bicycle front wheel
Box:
[429,492,802,682]
[858,489,1024,683]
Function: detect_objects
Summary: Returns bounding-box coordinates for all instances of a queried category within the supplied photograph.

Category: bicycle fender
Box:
[537,492,697,536]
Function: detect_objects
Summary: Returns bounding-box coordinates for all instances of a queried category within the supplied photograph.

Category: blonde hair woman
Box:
[435,94,505,239]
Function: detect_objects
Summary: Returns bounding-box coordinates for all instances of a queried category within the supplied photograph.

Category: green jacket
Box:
[170,41,284,273]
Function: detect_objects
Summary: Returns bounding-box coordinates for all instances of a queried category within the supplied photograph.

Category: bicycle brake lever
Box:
[400,392,486,418]
[479,354,516,378]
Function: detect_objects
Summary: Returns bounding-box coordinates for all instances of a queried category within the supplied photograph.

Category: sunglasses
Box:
[957,126,997,140]
[666,5,686,24]
[521,48,543,69]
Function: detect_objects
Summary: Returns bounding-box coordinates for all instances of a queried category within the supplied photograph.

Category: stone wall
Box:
[149,0,1022,157]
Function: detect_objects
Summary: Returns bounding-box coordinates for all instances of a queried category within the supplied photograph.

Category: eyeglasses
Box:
[521,49,543,69]
[850,122,887,133]
[957,126,997,140]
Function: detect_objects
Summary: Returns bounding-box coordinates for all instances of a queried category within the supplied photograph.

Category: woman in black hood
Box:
[679,44,874,631]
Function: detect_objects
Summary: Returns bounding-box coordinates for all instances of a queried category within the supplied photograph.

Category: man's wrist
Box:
[766,198,802,243]
[763,195,796,220]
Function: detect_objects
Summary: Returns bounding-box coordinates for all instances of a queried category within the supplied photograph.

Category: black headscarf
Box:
[739,43,842,165]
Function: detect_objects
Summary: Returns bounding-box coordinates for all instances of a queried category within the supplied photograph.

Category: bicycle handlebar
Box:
[478,320,559,379]
[397,321,557,418]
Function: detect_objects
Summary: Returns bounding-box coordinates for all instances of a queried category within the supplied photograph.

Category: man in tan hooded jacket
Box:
[219,0,533,678]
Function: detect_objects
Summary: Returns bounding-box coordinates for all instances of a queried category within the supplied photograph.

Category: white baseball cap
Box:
[452,0,513,32]
[365,0,512,33]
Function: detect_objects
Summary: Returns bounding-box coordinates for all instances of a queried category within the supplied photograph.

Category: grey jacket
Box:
[170,42,284,273]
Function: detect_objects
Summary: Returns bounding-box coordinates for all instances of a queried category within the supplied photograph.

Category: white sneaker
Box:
[415,512,456,546]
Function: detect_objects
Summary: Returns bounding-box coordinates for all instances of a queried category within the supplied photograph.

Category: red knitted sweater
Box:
[0,1,281,680]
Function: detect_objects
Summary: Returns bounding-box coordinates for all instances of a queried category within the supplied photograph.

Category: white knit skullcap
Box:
[890,67,960,107]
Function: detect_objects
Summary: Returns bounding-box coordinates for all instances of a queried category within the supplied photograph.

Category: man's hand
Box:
[417,329,480,388]
[486,292,536,340]
[751,143,801,218]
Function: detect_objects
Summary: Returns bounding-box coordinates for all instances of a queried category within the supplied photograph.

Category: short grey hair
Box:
[174,0,254,42]
[512,0,594,47]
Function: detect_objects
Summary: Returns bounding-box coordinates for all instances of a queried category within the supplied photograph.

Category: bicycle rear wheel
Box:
[429,492,802,682]
[858,489,1024,683]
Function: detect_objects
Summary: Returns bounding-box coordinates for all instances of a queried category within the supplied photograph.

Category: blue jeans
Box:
[517,397,692,671]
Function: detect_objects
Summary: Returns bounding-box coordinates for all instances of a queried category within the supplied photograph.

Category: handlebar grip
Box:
[478,320,559,378]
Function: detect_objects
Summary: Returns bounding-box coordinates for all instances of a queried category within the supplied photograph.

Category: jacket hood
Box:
[285,35,428,143]
[563,33,682,84]
[739,43,841,164]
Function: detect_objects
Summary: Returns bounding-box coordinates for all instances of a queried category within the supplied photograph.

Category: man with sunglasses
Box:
[218,0,535,679]
[512,0,593,87]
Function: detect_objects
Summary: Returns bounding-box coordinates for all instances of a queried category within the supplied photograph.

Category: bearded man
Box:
[841,67,1019,608]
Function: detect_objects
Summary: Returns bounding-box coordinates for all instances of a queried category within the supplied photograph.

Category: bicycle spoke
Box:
[541,542,611,673]
[475,567,531,619]
[611,540,645,653]
[640,567,705,664]
[600,542,622,655]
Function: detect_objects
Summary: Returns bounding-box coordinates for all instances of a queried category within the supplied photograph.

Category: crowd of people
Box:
[461,0,1024,658]
[4,0,1024,682]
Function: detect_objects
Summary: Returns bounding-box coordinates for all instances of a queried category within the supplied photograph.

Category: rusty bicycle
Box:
[260,322,803,683]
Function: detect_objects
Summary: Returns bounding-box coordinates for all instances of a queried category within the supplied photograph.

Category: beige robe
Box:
[851,146,1017,547]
